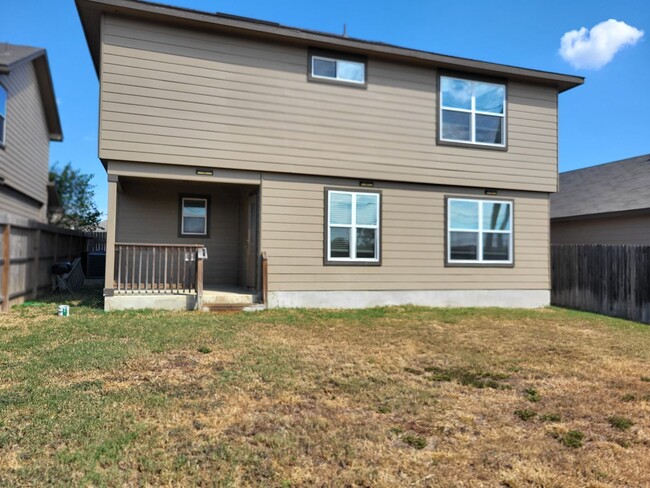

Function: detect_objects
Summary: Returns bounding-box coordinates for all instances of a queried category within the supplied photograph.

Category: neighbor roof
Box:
[551,154,650,220]
[0,44,43,69]
[75,0,584,93]
[0,43,63,141]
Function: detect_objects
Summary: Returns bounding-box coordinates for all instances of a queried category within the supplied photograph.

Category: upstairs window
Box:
[447,198,513,265]
[0,84,6,147]
[440,76,506,147]
[309,52,366,85]
[326,190,380,263]
[180,196,209,237]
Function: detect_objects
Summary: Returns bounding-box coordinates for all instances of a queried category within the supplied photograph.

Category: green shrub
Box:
[514,409,537,421]
[608,416,633,431]
[524,387,541,402]
[539,413,561,422]
[561,430,584,448]
[401,434,427,450]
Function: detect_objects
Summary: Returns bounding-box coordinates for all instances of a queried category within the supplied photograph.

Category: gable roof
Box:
[75,0,583,93]
[0,44,43,69]
[0,43,63,142]
[551,154,650,220]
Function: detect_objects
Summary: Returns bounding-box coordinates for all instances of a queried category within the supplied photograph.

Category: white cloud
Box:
[559,19,644,69]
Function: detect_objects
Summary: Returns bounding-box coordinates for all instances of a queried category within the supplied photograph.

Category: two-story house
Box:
[76,0,583,311]
[0,43,63,222]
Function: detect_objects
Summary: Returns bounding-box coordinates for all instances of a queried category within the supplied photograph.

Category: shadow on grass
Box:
[20,287,104,311]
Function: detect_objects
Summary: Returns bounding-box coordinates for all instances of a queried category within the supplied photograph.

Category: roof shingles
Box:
[0,43,44,69]
[551,154,650,219]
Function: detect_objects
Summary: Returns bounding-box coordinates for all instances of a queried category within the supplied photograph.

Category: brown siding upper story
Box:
[0,61,50,221]
[99,15,559,193]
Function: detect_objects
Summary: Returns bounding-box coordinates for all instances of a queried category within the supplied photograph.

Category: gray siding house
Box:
[76,0,583,310]
[0,43,63,222]
[551,154,650,245]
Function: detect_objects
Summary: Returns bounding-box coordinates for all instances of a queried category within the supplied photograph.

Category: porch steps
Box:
[200,286,263,313]
[202,303,266,313]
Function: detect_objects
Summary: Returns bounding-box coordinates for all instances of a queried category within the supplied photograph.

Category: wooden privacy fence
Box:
[87,231,107,252]
[114,243,204,295]
[0,214,89,311]
[551,244,650,324]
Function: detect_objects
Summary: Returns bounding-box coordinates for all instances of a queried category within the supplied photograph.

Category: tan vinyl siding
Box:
[551,213,650,245]
[261,173,550,292]
[0,187,43,221]
[0,62,49,221]
[115,178,244,285]
[100,15,558,193]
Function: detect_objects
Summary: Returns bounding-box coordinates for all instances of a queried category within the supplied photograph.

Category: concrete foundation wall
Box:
[105,294,197,311]
[267,290,550,309]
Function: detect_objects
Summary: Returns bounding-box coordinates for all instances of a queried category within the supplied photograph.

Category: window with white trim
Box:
[440,76,506,147]
[180,197,209,236]
[447,198,512,264]
[0,84,6,147]
[311,55,366,84]
[327,190,380,263]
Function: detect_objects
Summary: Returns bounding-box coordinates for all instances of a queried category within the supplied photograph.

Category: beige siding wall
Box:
[116,178,252,285]
[0,61,49,221]
[551,213,650,245]
[100,15,558,193]
[261,173,550,292]
[0,187,44,221]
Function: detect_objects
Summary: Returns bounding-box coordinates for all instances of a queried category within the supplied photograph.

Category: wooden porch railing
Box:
[114,243,204,295]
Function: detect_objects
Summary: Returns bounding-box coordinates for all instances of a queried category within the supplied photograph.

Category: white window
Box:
[181,197,208,236]
[447,198,512,264]
[0,84,6,147]
[440,76,506,147]
[327,190,380,263]
[311,55,365,84]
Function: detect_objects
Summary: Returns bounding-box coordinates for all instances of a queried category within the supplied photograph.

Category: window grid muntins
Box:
[181,198,208,236]
[328,191,379,262]
[311,56,365,84]
[440,77,506,147]
[447,198,512,264]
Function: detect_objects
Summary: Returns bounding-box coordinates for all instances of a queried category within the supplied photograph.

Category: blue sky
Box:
[2,0,649,215]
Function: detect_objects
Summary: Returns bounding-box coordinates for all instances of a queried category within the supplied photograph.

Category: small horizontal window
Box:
[311,55,365,84]
[447,198,513,265]
[440,76,506,147]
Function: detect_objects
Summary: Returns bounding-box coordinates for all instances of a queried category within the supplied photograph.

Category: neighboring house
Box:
[551,154,650,245]
[0,43,63,222]
[75,0,583,310]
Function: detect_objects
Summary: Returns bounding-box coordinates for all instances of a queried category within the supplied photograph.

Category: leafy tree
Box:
[48,162,102,231]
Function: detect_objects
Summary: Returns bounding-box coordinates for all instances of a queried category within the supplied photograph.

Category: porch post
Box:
[1,224,10,312]
[104,175,118,296]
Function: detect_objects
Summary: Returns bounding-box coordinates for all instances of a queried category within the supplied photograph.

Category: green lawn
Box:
[1,292,649,486]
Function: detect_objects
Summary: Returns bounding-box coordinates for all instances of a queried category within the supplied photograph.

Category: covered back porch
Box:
[103,173,264,310]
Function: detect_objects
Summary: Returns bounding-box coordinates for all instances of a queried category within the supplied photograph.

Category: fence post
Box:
[52,233,59,263]
[261,251,268,305]
[2,225,10,312]
[31,229,41,299]
[104,177,118,295]
[196,253,204,311]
